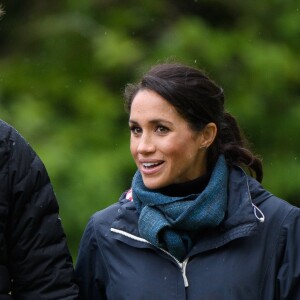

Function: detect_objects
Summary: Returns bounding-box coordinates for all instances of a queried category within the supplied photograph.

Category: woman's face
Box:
[129,89,207,190]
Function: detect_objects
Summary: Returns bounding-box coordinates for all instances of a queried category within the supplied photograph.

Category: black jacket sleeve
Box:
[276,207,300,299]
[0,120,79,299]
[76,216,107,300]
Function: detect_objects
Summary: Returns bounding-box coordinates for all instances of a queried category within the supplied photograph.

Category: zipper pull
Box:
[180,258,189,287]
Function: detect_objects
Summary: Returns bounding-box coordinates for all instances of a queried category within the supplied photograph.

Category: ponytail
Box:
[215,112,263,182]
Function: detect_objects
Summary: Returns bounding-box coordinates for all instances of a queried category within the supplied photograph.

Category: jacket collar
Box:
[188,166,264,255]
[111,166,268,255]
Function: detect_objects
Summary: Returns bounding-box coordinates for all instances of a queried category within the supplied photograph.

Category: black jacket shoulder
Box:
[0,120,79,299]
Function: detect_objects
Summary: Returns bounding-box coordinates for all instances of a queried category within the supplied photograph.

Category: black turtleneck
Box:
[158,173,211,197]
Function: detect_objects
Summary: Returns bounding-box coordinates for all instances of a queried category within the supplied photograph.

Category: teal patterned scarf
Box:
[132,155,229,262]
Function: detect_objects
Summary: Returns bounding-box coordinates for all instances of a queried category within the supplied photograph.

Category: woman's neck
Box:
[157,173,211,197]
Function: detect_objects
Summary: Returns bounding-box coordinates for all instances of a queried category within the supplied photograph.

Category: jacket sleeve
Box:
[276,206,300,300]
[75,216,107,300]
[6,126,79,299]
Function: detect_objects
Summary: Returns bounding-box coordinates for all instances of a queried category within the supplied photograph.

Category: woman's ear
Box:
[199,122,217,149]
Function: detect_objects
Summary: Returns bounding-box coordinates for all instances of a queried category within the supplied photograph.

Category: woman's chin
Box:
[142,177,166,190]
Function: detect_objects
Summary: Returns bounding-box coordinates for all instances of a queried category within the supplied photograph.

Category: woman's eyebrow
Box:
[128,120,139,125]
[129,119,173,125]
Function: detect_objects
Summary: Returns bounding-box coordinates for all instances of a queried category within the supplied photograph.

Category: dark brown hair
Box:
[124,63,263,182]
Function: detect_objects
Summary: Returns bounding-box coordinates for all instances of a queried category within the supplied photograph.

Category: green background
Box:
[0,0,299,261]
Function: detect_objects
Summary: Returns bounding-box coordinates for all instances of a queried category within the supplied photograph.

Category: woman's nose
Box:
[137,134,155,154]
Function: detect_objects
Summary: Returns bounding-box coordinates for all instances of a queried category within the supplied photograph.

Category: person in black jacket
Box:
[0,120,79,299]
[76,62,300,299]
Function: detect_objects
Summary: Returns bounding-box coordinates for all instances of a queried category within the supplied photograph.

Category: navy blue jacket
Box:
[0,120,79,299]
[76,166,300,299]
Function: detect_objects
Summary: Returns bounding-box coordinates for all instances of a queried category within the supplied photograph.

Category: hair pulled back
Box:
[124,63,263,182]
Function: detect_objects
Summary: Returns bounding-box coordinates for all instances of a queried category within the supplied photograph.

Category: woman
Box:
[76,63,300,299]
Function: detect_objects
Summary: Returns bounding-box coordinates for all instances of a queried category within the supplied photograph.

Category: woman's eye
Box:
[156,126,169,133]
[130,126,142,135]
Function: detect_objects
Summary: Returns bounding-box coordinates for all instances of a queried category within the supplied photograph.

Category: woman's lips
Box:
[140,161,164,175]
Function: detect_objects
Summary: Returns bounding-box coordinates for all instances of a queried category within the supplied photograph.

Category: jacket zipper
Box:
[110,228,190,287]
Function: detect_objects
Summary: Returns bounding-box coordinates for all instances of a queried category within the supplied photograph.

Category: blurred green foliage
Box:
[0,0,299,261]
